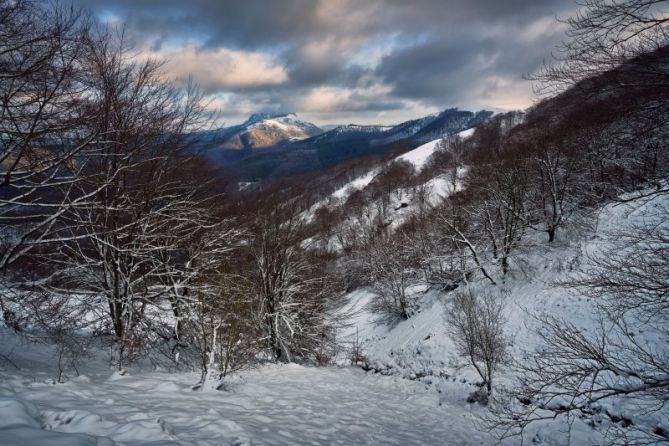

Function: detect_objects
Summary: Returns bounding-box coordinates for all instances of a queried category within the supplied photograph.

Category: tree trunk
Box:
[547,228,556,243]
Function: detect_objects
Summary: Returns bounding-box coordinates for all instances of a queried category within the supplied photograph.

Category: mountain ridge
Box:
[199,108,494,180]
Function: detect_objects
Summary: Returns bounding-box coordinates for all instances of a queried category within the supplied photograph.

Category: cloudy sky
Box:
[78,0,578,126]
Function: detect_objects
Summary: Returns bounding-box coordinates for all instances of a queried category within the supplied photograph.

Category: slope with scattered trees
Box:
[0,1,668,445]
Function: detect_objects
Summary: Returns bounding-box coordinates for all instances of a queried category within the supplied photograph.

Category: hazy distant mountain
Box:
[198,108,493,179]
[281,108,493,172]
[307,124,394,144]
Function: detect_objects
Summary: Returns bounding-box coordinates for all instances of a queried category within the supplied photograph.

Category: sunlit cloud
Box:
[145,45,289,91]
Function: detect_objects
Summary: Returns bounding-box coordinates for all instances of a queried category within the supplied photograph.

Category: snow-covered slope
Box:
[333,191,669,446]
[396,139,442,171]
[0,189,664,446]
[302,167,463,252]
[304,126,478,226]
[396,127,476,172]
[300,132,471,251]
[301,127,479,249]
[332,169,379,201]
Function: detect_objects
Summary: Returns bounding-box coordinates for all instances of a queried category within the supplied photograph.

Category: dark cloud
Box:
[377,0,574,26]
[375,18,568,107]
[77,0,330,49]
[73,0,578,124]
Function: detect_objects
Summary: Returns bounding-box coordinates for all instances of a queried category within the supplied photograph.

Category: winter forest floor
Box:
[0,333,495,446]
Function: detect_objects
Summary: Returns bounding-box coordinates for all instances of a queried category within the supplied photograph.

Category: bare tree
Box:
[366,229,419,320]
[436,199,498,285]
[467,161,530,274]
[0,1,96,272]
[34,30,210,370]
[532,0,669,96]
[447,289,508,400]
[249,205,335,363]
[521,0,669,206]
[491,199,669,444]
[529,0,669,199]
[525,124,585,243]
[149,209,245,377]
[190,264,260,389]
[369,160,415,228]
[397,216,462,290]
[426,134,467,191]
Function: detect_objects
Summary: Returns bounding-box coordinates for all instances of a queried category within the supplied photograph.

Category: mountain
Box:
[408,108,492,144]
[302,108,490,149]
[279,108,493,174]
[208,113,323,152]
[308,124,394,144]
[198,108,493,180]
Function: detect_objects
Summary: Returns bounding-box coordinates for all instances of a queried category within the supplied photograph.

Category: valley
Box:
[1,1,668,445]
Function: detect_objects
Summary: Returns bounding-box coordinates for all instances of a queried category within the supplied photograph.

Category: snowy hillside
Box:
[2,2,668,445]
[333,191,669,445]
[396,128,475,172]
[1,192,664,446]
[301,139,465,252]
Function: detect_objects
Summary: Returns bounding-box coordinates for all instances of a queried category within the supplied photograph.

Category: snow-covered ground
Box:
[0,327,496,445]
[302,128,473,227]
[331,191,669,445]
[395,128,474,172]
[395,139,442,171]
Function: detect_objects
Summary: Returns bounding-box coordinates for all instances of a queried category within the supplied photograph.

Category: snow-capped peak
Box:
[246,113,321,135]
[243,112,294,127]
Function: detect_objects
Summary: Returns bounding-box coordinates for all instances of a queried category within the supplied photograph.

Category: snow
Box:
[0,397,113,446]
[299,168,379,225]
[330,190,669,445]
[396,139,441,171]
[249,114,313,133]
[395,128,475,172]
[331,169,378,200]
[457,128,475,139]
[303,127,475,229]
[236,113,321,142]
[302,166,463,252]
[0,335,497,445]
[1,179,666,445]
[425,173,460,201]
